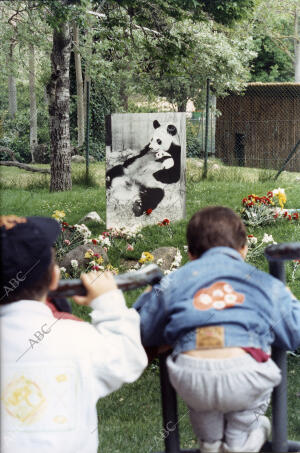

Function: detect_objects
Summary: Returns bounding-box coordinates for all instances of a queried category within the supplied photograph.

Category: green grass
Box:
[1,161,300,451]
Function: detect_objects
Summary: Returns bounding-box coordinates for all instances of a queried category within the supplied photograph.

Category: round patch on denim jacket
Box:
[193,281,244,311]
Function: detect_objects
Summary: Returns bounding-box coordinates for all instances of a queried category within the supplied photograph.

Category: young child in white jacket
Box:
[0,215,147,453]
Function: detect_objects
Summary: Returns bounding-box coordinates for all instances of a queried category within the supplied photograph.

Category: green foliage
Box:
[0,111,31,163]
[186,120,203,158]
[197,0,255,24]
[250,35,294,82]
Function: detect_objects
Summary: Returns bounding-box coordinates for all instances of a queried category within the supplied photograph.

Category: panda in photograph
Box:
[106,120,181,216]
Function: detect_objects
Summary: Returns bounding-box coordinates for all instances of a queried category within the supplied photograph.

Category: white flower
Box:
[272,188,285,196]
[71,259,78,269]
[74,224,91,243]
[97,235,111,248]
[262,233,276,244]
[156,258,164,265]
[60,267,66,273]
[183,245,188,253]
[247,236,258,246]
[170,249,182,270]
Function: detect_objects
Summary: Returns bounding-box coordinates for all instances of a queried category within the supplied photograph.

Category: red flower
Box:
[92,265,100,271]
[62,221,69,226]
[146,209,152,215]
[274,213,279,219]
[62,227,65,232]
[162,218,170,225]
[247,234,254,238]
[242,198,247,205]
[92,239,98,244]
[94,253,100,258]
[267,191,273,198]
[293,212,299,220]
[283,211,288,217]
[288,215,292,221]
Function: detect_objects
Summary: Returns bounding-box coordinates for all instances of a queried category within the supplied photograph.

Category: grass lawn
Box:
[1,160,300,452]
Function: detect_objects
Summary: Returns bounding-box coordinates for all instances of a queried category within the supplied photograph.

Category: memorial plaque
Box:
[106,112,186,229]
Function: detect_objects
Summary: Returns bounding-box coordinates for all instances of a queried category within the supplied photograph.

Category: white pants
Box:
[167,353,281,448]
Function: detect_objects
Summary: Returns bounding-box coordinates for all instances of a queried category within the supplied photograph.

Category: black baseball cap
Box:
[0,215,61,302]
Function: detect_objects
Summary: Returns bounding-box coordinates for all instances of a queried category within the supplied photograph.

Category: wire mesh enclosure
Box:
[215,83,300,172]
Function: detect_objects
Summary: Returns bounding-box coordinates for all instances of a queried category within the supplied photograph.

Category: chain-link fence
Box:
[91,82,300,173]
[214,83,300,173]
[186,96,216,159]
[187,83,300,173]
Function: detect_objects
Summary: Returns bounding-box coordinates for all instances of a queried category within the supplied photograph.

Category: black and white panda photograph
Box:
[105,112,186,229]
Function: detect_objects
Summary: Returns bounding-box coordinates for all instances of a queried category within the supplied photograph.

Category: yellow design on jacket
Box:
[2,376,46,424]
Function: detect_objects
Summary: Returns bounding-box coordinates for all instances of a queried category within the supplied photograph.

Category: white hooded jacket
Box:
[1,290,147,453]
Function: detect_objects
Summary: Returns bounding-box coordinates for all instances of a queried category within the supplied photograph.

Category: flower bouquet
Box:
[241,189,287,227]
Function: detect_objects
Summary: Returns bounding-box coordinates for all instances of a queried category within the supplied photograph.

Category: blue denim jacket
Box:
[134,247,300,356]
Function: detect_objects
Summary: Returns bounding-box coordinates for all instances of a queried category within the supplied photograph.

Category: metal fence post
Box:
[202,78,210,179]
[159,353,181,453]
[85,80,90,182]
[265,243,300,453]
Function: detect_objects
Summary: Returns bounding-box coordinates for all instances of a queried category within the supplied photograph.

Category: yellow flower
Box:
[52,210,66,221]
[84,251,93,259]
[96,257,104,265]
[278,193,287,209]
[139,251,154,264]
[106,264,119,274]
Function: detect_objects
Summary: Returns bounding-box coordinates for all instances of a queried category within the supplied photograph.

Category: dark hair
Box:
[187,206,247,258]
[3,249,55,304]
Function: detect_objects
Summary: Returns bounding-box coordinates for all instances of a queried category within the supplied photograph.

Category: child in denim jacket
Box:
[134,206,300,453]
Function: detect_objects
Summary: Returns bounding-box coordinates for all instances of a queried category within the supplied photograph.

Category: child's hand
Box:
[73,270,117,306]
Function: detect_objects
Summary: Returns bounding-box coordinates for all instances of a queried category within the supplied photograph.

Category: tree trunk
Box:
[73,23,85,146]
[295,7,300,82]
[7,40,17,119]
[47,22,72,192]
[29,44,37,162]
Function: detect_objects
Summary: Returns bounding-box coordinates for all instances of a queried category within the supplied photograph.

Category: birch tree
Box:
[47,21,72,191]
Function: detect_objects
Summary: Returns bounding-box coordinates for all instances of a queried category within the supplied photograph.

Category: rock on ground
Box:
[78,211,104,224]
[152,247,178,272]
[71,155,85,163]
[59,244,108,272]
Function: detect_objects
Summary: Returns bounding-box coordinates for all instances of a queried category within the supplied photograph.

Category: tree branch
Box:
[0,161,50,174]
